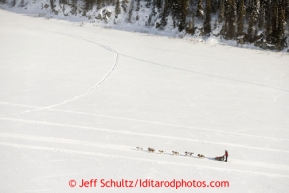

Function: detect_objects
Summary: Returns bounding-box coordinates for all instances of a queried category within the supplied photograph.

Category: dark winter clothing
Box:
[224,151,228,162]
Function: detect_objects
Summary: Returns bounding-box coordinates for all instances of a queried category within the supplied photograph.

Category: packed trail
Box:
[0,9,289,193]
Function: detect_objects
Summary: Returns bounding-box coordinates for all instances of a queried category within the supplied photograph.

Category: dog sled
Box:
[215,156,225,161]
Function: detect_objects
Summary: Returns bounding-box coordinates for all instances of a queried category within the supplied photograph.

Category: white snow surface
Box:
[1,9,289,193]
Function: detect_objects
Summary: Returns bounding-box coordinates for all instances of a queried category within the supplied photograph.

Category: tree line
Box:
[84,0,288,50]
[2,0,288,50]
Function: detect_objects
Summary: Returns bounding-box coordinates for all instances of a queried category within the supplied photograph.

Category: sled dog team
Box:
[136,147,228,162]
[136,147,205,158]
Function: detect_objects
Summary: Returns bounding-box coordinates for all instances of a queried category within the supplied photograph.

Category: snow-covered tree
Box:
[277,0,287,48]
[247,0,260,39]
[83,0,93,10]
[212,0,219,13]
[127,0,135,23]
[187,13,195,34]
[264,0,272,36]
[178,0,189,32]
[115,0,121,18]
[121,0,129,13]
[11,0,16,7]
[136,0,140,11]
[155,0,162,13]
[218,0,225,23]
[204,0,212,35]
[196,0,204,19]
[222,0,236,39]
[237,0,246,35]
[160,0,169,29]
[145,0,151,8]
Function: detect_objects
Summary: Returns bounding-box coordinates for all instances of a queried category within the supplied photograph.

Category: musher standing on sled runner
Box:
[224,150,228,162]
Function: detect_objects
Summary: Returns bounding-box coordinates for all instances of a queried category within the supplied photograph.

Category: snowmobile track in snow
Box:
[0,141,289,179]
[0,101,288,142]
[0,117,288,154]
[120,54,289,93]
[1,133,289,173]
[43,32,120,109]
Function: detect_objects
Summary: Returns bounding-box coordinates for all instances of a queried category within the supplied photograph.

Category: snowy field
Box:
[1,9,289,193]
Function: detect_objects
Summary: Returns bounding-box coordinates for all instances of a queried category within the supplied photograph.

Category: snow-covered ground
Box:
[1,9,289,193]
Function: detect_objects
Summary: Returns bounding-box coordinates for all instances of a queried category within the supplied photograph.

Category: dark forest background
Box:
[2,0,289,50]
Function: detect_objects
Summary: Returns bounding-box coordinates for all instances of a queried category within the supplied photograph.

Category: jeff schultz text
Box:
[73,179,229,189]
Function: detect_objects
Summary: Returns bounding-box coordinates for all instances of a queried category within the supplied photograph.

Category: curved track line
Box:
[0,142,288,179]
[0,117,288,153]
[0,32,119,117]
[0,101,287,142]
